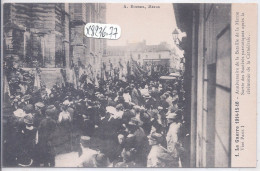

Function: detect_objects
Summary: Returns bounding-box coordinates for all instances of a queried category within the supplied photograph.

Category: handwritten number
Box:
[90,26,95,37]
[109,26,114,39]
[86,24,119,39]
[95,26,99,37]
[113,28,118,39]
[102,26,106,37]
[86,27,90,35]
[99,27,103,38]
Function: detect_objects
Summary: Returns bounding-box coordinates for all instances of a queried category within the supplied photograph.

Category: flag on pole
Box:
[66,68,73,84]
[104,71,109,81]
[72,67,78,89]
[119,60,124,69]
[78,66,85,80]
[34,69,41,91]
[127,61,131,77]
[86,64,95,84]
[57,73,65,88]
[3,73,11,98]
[130,57,145,80]
[103,62,106,71]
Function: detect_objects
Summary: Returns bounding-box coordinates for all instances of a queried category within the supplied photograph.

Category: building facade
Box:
[3,3,106,87]
[174,3,231,167]
[104,41,183,75]
[3,3,70,68]
[70,3,106,77]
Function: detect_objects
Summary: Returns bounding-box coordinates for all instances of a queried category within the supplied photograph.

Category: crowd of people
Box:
[3,72,186,167]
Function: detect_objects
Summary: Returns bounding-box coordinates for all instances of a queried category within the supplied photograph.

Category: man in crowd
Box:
[36,105,57,167]
[166,111,183,167]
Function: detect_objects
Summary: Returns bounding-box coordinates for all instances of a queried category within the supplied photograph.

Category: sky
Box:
[106,3,180,47]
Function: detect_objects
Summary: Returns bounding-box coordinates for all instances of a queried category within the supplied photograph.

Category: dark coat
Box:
[125,127,150,167]
[17,127,37,166]
[131,88,143,106]
[37,117,57,156]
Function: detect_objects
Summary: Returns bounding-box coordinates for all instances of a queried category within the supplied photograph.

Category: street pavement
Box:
[55,148,98,167]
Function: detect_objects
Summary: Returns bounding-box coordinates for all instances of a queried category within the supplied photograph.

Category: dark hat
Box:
[35,102,45,108]
[176,109,183,114]
[144,94,151,99]
[45,105,57,116]
[24,114,34,125]
[116,104,124,111]
[23,104,34,114]
[122,109,135,119]
[125,86,131,91]
[117,96,125,103]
